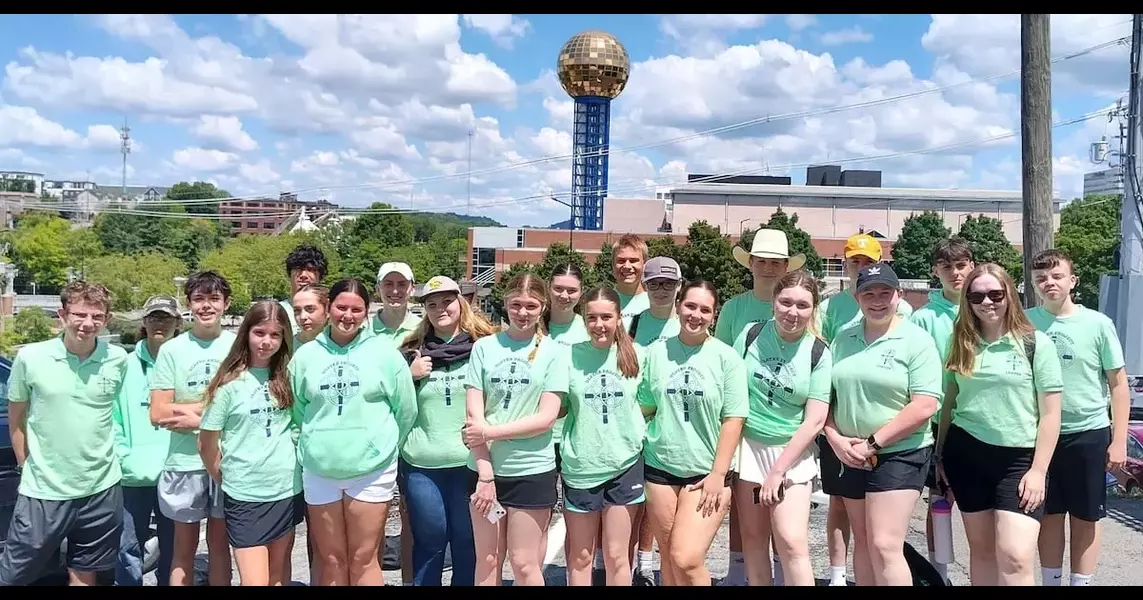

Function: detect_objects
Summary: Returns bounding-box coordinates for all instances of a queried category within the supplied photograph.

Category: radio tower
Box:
[119,118,131,202]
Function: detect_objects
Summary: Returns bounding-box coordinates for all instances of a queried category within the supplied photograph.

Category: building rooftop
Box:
[672,182,1052,203]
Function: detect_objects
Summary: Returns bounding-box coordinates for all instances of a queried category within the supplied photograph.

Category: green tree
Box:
[489,262,535,314]
[199,233,341,311]
[740,209,824,277]
[8,215,71,287]
[592,243,615,286]
[535,242,594,285]
[84,253,188,311]
[93,205,225,268]
[348,203,414,248]
[11,309,55,345]
[65,228,103,278]
[1055,195,1121,307]
[647,236,684,262]
[166,181,231,216]
[682,221,746,300]
[958,215,1023,282]
[891,211,953,280]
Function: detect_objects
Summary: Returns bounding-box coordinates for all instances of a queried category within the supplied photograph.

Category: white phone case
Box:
[486,501,507,524]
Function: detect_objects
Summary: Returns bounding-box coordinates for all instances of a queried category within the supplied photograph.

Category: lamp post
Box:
[172,276,187,306]
[551,196,574,250]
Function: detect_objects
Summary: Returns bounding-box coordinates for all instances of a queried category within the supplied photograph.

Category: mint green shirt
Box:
[734,321,832,446]
[369,311,422,348]
[280,299,298,352]
[465,332,571,477]
[909,290,960,424]
[830,319,943,453]
[150,330,238,472]
[112,341,171,487]
[715,291,773,346]
[952,330,1065,448]
[820,289,914,343]
[1028,306,1125,434]
[548,315,591,444]
[8,336,127,500]
[632,310,681,349]
[289,328,418,480]
[200,368,301,502]
[562,343,646,489]
[618,291,650,332]
[401,353,473,470]
[638,337,749,478]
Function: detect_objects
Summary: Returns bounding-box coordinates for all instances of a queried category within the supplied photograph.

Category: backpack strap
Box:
[741,321,767,359]
[810,337,826,372]
[628,312,642,338]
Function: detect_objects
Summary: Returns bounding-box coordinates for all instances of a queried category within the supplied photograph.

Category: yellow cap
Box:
[844,233,882,261]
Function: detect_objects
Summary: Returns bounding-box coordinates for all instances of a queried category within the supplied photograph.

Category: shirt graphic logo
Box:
[583,369,625,424]
[878,349,897,369]
[431,370,466,407]
[318,361,361,416]
[753,357,797,406]
[249,383,283,437]
[1006,352,1030,377]
[489,358,531,409]
[186,359,220,394]
[666,366,705,423]
[1047,331,1076,370]
[95,373,119,396]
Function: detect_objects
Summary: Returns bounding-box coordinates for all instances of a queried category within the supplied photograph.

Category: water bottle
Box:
[931,495,955,565]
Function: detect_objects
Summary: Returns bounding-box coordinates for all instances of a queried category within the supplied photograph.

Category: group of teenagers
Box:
[0,225,1130,588]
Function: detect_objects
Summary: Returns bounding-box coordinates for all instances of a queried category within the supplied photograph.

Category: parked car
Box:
[1112,423,1143,496]
[1129,375,1143,422]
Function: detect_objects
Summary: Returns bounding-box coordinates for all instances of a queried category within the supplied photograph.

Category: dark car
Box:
[1112,423,1143,496]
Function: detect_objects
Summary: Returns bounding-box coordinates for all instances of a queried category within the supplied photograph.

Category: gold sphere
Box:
[556,30,630,99]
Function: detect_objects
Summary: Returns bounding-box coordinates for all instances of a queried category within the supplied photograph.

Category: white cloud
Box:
[786,15,817,32]
[192,115,258,152]
[819,26,874,46]
[0,104,123,151]
[171,147,238,171]
[462,14,531,47]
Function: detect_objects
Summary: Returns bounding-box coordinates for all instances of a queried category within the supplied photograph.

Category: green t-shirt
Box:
[465,332,571,477]
[150,330,238,472]
[830,318,943,453]
[1028,306,1125,434]
[561,342,647,489]
[112,341,171,487]
[200,367,301,502]
[548,315,590,444]
[401,354,473,470]
[280,299,298,346]
[638,336,749,478]
[631,310,681,349]
[8,337,128,501]
[714,291,773,346]
[368,311,421,348]
[618,291,650,332]
[289,328,418,480]
[952,330,1065,448]
[733,321,832,446]
[819,289,914,344]
[908,290,960,424]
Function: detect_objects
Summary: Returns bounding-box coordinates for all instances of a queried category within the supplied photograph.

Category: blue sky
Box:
[0,14,1132,227]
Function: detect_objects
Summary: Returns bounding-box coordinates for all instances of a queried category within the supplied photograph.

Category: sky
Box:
[0,14,1134,228]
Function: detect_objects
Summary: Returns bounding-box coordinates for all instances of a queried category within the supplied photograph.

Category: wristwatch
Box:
[866,434,882,451]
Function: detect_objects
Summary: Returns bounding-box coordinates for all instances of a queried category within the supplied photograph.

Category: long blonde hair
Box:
[946,263,1035,377]
[400,291,498,352]
[771,269,824,341]
[502,272,549,361]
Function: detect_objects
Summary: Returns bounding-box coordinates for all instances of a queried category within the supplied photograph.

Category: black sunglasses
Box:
[966,289,1006,304]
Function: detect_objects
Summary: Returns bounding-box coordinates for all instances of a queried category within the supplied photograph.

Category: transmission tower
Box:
[120,117,132,202]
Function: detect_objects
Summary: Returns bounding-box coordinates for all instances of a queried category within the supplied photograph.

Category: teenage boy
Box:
[1029,249,1129,587]
[150,271,237,586]
[612,234,650,330]
[282,244,328,339]
[908,237,974,582]
[0,282,128,586]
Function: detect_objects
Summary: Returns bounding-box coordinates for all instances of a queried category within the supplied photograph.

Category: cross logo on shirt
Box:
[95,374,118,396]
[490,359,531,410]
[318,363,361,417]
[666,367,705,423]
[435,371,466,407]
[584,371,624,424]
[186,363,215,392]
[249,385,277,437]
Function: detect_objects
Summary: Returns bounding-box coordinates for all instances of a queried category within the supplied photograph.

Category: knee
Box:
[603,540,630,567]
[568,546,593,570]
[668,542,705,574]
[508,551,541,577]
[866,531,903,563]
[772,531,810,562]
[995,541,1035,575]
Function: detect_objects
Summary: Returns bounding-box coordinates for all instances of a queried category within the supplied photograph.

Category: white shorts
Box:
[302,461,399,506]
[737,437,819,486]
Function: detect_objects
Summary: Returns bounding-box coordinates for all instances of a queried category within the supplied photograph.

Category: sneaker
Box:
[717,576,746,586]
[633,572,656,587]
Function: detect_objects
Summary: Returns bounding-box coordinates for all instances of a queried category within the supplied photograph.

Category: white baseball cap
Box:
[376,262,414,284]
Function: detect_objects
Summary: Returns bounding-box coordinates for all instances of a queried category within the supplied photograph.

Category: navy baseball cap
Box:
[855,263,900,293]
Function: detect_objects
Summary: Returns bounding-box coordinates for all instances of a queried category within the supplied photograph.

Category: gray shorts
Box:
[157,471,224,524]
[0,485,123,585]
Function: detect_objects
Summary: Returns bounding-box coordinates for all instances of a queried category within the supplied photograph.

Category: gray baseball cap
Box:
[142,295,180,318]
[642,256,682,282]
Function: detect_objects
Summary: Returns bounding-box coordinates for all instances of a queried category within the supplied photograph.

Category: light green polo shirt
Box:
[830,318,943,453]
[369,310,421,349]
[1027,306,1125,434]
[8,336,128,500]
[909,290,960,424]
[952,330,1065,448]
[714,291,773,346]
[820,289,914,344]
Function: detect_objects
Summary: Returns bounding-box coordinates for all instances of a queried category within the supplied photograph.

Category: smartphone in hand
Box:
[486,501,507,524]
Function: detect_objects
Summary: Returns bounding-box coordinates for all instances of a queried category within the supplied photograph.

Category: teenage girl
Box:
[937,263,1063,586]
[561,287,647,586]
[398,275,499,585]
[825,263,943,586]
[292,284,329,348]
[199,301,302,586]
[462,272,570,586]
[639,280,749,586]
[289,278,418,586]
[734,270,831,586]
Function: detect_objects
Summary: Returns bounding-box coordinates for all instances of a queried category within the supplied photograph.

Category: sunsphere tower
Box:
[557,30,630,231]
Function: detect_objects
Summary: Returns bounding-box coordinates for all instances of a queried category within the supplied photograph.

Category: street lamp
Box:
[550,196,574,249]
[172,276,187,303]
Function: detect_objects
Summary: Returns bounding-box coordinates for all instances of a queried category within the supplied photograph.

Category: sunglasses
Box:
[966,290,1006,304]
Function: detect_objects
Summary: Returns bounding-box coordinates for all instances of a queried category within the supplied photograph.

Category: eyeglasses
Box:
[645,280,678,291]
[966,289,1006,304]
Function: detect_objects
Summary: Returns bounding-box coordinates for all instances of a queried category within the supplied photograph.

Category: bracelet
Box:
[478,477,494,483]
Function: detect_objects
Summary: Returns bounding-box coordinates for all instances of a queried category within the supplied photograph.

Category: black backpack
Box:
[741,320,827,372]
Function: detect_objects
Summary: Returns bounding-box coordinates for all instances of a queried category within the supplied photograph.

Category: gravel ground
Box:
[150,493,1143,586]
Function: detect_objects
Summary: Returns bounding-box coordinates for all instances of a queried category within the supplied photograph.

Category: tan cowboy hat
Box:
[733,228,807,272]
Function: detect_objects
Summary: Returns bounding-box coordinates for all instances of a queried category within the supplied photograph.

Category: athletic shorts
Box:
[303,461,399,506]
[818,433,844,496]
[829,445,932,501]
[926,422,941,490]
[158,470,224,523]
[942,424,1044,521]
[468,469,559,510]
[554,443,563,475]
[223,493,305,548]
[562,457,646,513]
[737,437,819,486]
[1045,427,1110,522]
[0,485,123,585]
[644,464,736,488]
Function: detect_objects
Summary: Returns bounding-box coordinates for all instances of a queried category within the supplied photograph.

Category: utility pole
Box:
[1117,14,1143,375]
[1020,14,1055,307]
[119,117,131,207]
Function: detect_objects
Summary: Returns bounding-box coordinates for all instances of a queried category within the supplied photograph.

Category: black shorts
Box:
[223,493,304,549]
[926,422,941,490]
[563,457,646,513]
[942,425,1044,521]
[644,464,736,488]
[1046,427,1110,521]
[830,445,932,501]
[554,443,563,475]
[0,484,123,585]
[818,433,844,496]
[467,470,559,510]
